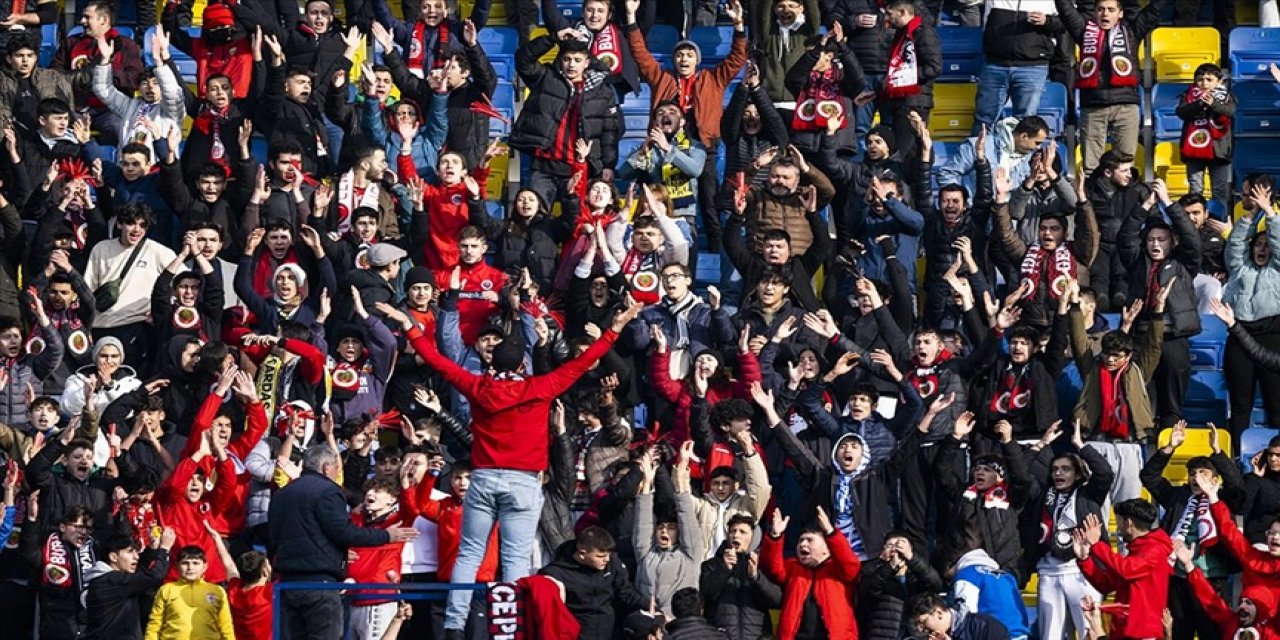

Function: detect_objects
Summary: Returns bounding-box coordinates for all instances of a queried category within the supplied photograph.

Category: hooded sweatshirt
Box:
[953,549,1030,639]
[1188,565,1280,640]
[83,549,171,640]
[831,433,872,557]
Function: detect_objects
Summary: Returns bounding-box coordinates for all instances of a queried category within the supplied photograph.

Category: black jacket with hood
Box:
[935,434,1033,579]
[1022,444,1114,574]
[700,540,783,640]
[83,547,171,640]
[539,540,648,639]
[857,551,946,640]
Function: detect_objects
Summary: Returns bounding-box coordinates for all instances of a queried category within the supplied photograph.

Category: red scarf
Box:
[69,28,118,71]
[962,481,1010,509]
[487,576,581,640]
[884,16,922,99]
[1097,364,1131,439]
[677,74,697,114]
[1076,21,1137,90]
[1019,243,1077,300]
[589,23,623,74]
[792,67,847,132]
[1145,260,1164,309]
[620,249,660,303]
[1181,86,1230,160]
[251,249,299,299]
[407,21,450,75]
[906,349,953,399]
[41,532,94,593]
[989,363,1033,416]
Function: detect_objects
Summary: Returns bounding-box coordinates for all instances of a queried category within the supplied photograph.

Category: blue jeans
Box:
[972,64,1050,131]
[444,469,544,630]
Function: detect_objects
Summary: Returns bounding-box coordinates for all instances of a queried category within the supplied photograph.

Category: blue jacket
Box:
[362,92,448,182]
[617,136,708,220]
[856,198,924,291]
[623,296,736,356]
[1224,214,1280,322]
[268,470,391,582]
[953,553,1026,640]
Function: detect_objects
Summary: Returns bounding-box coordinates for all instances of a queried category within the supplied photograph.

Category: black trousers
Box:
[1088,244,1128,313]
[0,580,35,640]
[1168,574,1224,640]
[700,146,723,252]
[1149,334,1191,427]
[1225,320,1280,432]
[401,572,445,640]
[281,588,346,640]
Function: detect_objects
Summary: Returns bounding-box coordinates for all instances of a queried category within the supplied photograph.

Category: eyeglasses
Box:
[660,272,687,282]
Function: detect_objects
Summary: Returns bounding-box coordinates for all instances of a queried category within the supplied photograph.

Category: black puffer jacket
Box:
[539,540,648,639]
[856,553,946,640]
[700,541,782,640]
[1118,203,1203,339]
[511,36,620,175]
[26,440,123,540]
[935,435,1033,579]
[667,615,733,639]
[470,192,572,289]
[1086,174,1150,245]
[381,43,497,170]
[720,82,790,181]
[822,0,893,73]
[983,0,1062,66]
[1023,445,1114,569]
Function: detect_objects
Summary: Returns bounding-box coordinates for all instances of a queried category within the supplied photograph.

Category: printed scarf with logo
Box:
[335,170,381,236]
[584,22,623,75]
[1040,486,1080,560]
[1020,243,1077,300]
[906,348,954,400]
[1171,493,1218,574]
[41,531,95,598]
[792,66,848,132]
[407,21,450,77]
[885,16,923,99]
[990,362,1034,417]
[1181,85,1230,161]
[1076,21,1138,90]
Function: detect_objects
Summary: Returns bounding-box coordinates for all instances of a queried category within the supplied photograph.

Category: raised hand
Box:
[953,411,976,438]
[770,507,790,538]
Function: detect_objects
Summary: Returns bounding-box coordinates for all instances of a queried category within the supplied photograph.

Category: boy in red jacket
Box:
[401,459,499,583]
[1174,538,1280,640]
[178,366,268,537]
[347,476,417,640]
[761,506,861,640]
[394,297,644,635]
[156,431,236,583]
[1200,473,1280,635]
[1073,500,1173,639]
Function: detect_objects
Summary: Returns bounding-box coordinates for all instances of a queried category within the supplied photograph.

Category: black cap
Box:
[490,338,525,373]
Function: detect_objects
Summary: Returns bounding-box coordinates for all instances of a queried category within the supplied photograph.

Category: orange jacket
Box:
[626,24,747,148]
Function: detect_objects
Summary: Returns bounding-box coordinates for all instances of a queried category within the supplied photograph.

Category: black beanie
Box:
[404,266,436,289]
[490,337,526,373]
[867,125,897,154]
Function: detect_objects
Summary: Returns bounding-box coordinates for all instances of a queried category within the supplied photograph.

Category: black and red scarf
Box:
[884,16,922,99]
[1097,363,1131,440]
[408,21,450,75]
[588,23,623,75]
[41,532,95,595]
[906,348,953,399]
[989,362,1033,416]
[792,67,847,132]
[1076,21,1138,90]
[1020,243,1077,300]
[1181,86,1230,160]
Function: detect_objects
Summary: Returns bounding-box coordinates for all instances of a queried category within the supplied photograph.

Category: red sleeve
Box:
[281,338,326,384]
[759,532,789,586]
[534,329,621,397]
[650,351,684,402]
[397,151,417,183]
[825,529,861,582]
[240,342,269,363]
[470,164,490,185]
[1186,567,1237,630]
[732,349,763,396]
[405,326,479,395]
[161,457,199,504]
[1079,556,1118,595]
[229,401,269,462]
[417,477,445,523]
[181,393,226,460]
[208,458,238,512]
[1090,539,1162,579]
[1211,500,1280,576]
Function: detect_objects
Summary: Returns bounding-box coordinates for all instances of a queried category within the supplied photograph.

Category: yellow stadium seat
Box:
[527,26,559,64]
[485,150,510,201]
[929,84,978,141]
[1146,28,1220,82]
[1155,426,1231,483]
[1153,142,1212,196]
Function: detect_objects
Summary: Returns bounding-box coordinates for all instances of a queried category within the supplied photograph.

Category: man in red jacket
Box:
[395,296,644,637]
[1174,538,1280,640]
[1073,500,1173,639]
[760,506,861,640]
[156,430,237,583]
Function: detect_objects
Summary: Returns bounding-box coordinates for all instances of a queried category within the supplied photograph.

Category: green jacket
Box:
[1070,310,1163,441]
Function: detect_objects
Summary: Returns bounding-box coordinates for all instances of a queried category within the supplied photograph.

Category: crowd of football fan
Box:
[0,0,1276,638]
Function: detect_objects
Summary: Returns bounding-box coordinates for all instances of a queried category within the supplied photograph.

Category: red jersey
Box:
[436,261,507,345]
[402,475,499,581]
[157,457,236,583]
[180,394,270,536]
[228,578,273,640]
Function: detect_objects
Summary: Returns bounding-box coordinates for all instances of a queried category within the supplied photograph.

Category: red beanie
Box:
[203,3,235,28]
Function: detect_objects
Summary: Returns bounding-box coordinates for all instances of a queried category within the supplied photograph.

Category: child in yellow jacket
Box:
[144,546,235,640]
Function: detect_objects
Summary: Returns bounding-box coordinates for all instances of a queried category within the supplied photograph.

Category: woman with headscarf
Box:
[235,225,337,336]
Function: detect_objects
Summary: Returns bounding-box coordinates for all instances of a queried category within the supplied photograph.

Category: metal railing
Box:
[271,581,488,640]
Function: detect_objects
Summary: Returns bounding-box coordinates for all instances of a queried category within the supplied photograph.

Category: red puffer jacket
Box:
[761,526,862,640]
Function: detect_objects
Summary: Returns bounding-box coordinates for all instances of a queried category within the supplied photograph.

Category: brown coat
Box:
[626,24,748,148]
[1070,312,1163,441]
[743,165,836,255]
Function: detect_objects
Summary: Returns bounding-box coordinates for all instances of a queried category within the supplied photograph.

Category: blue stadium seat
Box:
[1193,314,1229,346]
[1183,402,1228,425]
[142,26,201,84]
[1233,82,1280,137]
[250,135,269,164]
[1234,139,1280,186]
[690,26,736,64]
[696,253,720,284]
[489,83,515,136]
[489,58,511,80]
[38,24,58,67]
[1151,83,1190,141]
[937,26,983,82]
[1188,343,1223,369]
[1230,28,1280,80]
[477,27,520,55]
[1000,82,1068,135]
[621,84,651,115]
[623,113,650,135]
[486,200,505,220]
[555,0,582,20]
[1187,370,1228,405]
[646,25,680,63]
[724,81,740,107]
[617,138,644,167]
